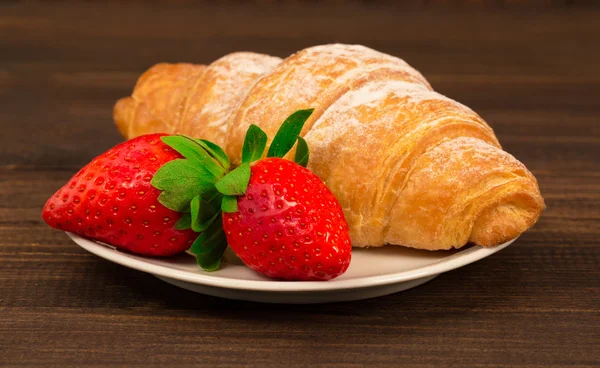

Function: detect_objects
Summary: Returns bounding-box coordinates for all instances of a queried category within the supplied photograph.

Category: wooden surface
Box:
[1,1,599,367]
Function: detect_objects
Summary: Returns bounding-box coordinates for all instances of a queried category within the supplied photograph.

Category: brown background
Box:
[1,1,599,367]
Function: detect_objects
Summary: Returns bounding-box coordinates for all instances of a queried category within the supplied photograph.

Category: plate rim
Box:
[67,232,514,292]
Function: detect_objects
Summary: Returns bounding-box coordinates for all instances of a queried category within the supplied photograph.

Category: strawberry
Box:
[42,133,231,264]
[202,109,352,280]
[222,158,351,281]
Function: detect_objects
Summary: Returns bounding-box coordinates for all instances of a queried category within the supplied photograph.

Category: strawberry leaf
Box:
[197,255,222,272]
[195,139,230,171]
[215,163,251,196]
[242,124,267,164]
[190,215,227,271]
[190,195,220,232]
[161,135,225,179]
[267,108,314,158]
[221,195,238,213]
[294,136,310,167]
[152,159,216,212]
[174,213,192,230]
[203,186,223,204]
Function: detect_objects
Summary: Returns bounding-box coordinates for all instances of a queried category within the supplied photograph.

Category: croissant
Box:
[114,44,544,250]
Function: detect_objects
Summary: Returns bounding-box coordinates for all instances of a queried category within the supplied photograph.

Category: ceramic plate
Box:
[67,232,514,303]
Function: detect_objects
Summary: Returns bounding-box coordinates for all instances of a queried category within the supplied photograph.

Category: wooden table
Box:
[1,2,599,367]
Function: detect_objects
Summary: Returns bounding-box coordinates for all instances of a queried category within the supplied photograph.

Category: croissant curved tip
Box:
[469,193,545,247]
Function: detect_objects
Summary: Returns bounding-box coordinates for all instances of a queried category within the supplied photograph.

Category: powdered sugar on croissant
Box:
[114,44,544,250]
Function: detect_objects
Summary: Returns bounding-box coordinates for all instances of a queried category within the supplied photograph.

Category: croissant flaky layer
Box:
[114,44,544,250]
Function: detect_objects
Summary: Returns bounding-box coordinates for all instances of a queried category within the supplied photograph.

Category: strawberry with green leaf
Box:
[42,133,230,267]
[204,109,352,281]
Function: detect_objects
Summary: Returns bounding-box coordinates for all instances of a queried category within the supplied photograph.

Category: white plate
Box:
[67,232,514,303]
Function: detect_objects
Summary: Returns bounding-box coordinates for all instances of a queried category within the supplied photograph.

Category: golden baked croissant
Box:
[114,44,544,250]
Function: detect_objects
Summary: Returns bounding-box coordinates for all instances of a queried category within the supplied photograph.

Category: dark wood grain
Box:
[1,1,599,367]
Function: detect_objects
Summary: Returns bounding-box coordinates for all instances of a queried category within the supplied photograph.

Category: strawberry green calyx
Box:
[215,163,251,213]
[152,136,226,212]
[215,163,251,196]
[151,135,228,271]
[216,108,314,213]
[174,214,192,230]
[241,125,267,164]
[190,195,220,232]
[294,137,309,168]
[267,108,314,158]
[194,138,230,170]
[221,195,238,213]
[190,213,227,271]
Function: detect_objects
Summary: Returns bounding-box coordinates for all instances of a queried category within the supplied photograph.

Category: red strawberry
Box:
[191,108,353,280]
[222,158,351,281]
[42,133,229,258]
